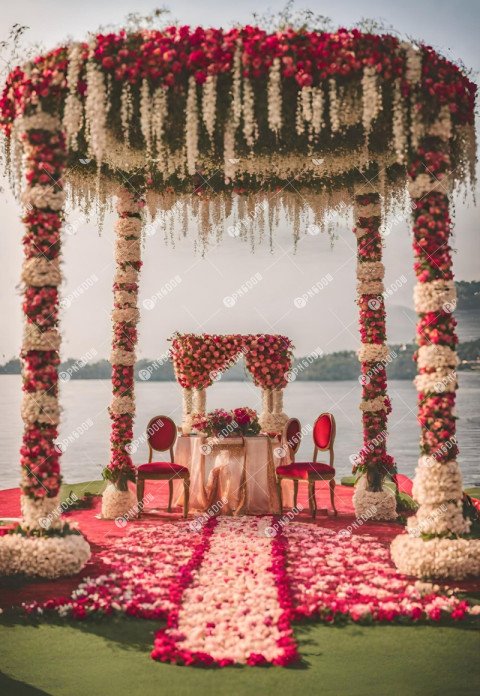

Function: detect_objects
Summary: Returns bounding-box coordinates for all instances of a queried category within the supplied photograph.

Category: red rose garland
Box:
[19,127,66,502]
[170,333,293,390]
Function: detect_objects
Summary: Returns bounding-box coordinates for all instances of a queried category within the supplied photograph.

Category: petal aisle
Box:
[151,516,298,666]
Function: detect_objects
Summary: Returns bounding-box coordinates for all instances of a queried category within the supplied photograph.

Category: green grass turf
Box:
[0,618,479,696]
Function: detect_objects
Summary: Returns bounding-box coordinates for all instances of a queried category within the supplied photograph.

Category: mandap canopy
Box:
[0,25,478,579]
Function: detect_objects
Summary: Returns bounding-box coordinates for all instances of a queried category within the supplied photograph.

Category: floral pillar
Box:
[391,135,480,578]
[192,388,207,416]
[101,187,144,519]
[259,388,274,431]
[0,112,90,578]
[352,185,397,521]
[181,388,193,434]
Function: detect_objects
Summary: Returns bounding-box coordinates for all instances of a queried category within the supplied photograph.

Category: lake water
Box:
[0,374,479,490]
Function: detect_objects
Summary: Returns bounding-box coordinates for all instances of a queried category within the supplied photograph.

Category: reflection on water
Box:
[0,373,479,490]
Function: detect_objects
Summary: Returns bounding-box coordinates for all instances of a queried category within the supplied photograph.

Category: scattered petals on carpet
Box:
[20,519,479,667]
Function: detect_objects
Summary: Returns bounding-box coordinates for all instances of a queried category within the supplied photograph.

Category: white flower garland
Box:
[413,458,464,505]
[22,257,61,287]
[359,396,389,412]
[416,344,458,370]
[20,495,63,531]
[353,476,397,520]
[357,261,385,281]
[115,216,142,238]
[23,185,65,211]
[231,42,242,128]
[202,75,217,140]
[358,343,389,363]
[267,58,282,135]
[101,482,137,520]
[392,79,407,163]
[186,76,199,175]
[115,266,139,284]
[114,237,141,263]
[357,280,385,295]
[85,42,108,164]
[21,393,61,425]
[23,325,61,351]
[110,348,136,366]
[120,83,134,145]
[328,80,340,132]
[112,307,140,323]
[311,87,324,136]
[414,369,456,394]
[413,280,456,313]
[391,535,480,580]
[63,43,84,150]
[242,78,257,148]
[19,111,60,134]
[0,533,91,579]
[362,66,381,134]
[408,501,469,536]
[152,87,168,166]
[140,79,153,157]
[110,395,135,415]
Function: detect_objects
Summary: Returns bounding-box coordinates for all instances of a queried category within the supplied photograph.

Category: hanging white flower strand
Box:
[152,87,168,173]
[202,75,217,141]
[120,83,133,145]
[311,87,324,136]
[362,66,382,135]
[243,79,257,148]
[231,42,243,129]
[85,39,108,166]
[140,80,153,159]
[63,43,84,151]
[392,79,408,163]
[267,58,282,135]
[328,80,340,133]
[185,77,199,176]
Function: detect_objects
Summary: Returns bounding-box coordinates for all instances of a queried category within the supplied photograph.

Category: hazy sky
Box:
[0,0,479,361]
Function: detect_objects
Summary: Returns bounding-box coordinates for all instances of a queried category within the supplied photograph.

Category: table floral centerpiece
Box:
[191,407,261,438]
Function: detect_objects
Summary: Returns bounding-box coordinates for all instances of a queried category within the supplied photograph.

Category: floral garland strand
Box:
[0,113,90,577]
[391,134,480,579]
[352,190,396,521]
[101,186,144,519]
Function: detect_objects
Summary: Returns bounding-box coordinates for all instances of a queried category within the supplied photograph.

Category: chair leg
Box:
[329,478,337,516]
[277,479,283,515]
[136,477,145,517]
[308,481,316,519]
[293,480,299,509]
[183,478,190,519]
[168,479,173,513]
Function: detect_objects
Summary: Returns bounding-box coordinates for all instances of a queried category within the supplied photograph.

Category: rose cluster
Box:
[191,407,261,437]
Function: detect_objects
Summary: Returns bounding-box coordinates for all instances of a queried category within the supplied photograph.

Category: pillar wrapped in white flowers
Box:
[101,187,144,520]
[352,185,397,521]
[0,112,90,578]
[391,127,480,579]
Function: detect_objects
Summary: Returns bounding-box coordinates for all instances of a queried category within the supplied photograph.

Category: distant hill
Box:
[2,339,480,381]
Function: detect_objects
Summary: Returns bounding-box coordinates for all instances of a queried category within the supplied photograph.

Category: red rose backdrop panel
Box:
[170,333,293,433]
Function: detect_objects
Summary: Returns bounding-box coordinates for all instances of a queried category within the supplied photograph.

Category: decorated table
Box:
[174,434,293,515]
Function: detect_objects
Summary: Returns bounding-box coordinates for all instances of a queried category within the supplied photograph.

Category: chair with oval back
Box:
[276,413,337,518]
[136,415,190,518]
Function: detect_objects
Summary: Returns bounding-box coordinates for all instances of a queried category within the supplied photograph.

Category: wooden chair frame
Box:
[136,415,190,518]
[276,413,337,518]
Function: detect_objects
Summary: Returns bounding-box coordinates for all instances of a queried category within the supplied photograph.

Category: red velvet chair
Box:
[136,416,190,518]
[276,413,337,518]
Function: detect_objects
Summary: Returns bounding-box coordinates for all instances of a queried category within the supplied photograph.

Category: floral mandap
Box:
[0,23,478,583]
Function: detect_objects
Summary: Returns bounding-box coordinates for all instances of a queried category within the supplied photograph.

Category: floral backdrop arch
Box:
[170,332,293,433]
[0,24,478,580]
